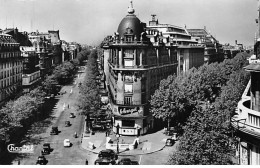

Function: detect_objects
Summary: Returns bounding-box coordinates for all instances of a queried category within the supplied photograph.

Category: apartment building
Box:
[0,34,22,106]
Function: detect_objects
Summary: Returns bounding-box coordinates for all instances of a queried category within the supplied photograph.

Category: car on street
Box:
[130,161,139,165]
[117,158,139,165]
[63,139,71,147]
[50,126,59,135]
[165,138,175,146]
[41,143,51,155]
[94,149,118,165]
[65,121,71,127]
[117,158,132,165]
[69,113,75,118]
[36,155,47,165]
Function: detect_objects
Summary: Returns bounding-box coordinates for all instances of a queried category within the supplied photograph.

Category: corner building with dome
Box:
[102,1,204,136]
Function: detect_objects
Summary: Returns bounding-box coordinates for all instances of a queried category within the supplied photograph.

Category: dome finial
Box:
[128,0,135,14]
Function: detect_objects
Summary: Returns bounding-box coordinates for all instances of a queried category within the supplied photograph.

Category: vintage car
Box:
[94,149,118,165]
[165,138,175,146]
[41,143,51,155]
[63,139,71,147]
[36,155,47,165]
[50,126,59,135]
[117,158,132,165]
[117,158,140,165]
[65,121,71,127]
[69,113,75,118]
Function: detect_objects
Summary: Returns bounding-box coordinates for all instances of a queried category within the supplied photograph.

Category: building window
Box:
[125,75,133,82]
[124,50,134,58]
[124,96,132,105]
[124,60,133,67]
[122,120,135,127]
[124,84,133,93]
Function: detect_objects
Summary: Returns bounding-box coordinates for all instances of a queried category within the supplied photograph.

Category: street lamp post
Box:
[116,134,120,154]
[116,124,120,154]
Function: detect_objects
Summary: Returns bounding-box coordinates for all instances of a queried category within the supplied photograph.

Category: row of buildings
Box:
[100,1,240,136]
[0,28,81,107]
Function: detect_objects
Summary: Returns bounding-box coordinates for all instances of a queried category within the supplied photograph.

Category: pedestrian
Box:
[18,160,20,165]
[68,104,69,109]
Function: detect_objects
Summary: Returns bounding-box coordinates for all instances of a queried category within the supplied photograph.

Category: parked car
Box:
[65,121,71,127]
[50,126,59,135]
[36,156,47,165]
[41,143,51,155]
[94,149,118,165]
[69,113,75,118]
[117,158,139,165]
[117,158,132,165]
[165,138,175,146]
[63,139,71,147]
[130,161,139,165]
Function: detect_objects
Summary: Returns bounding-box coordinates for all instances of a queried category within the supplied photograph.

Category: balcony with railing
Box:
[115,100,144,106]
[231,98,260,139]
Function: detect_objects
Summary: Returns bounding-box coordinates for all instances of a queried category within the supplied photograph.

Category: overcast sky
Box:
[0,0,258,46]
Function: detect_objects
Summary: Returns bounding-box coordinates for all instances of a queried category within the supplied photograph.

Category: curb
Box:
[80,122,167,156]
[118,145,166,156]
[81,141,166,156]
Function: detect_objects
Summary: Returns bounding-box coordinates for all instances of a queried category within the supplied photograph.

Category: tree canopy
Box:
[77,49,101,117]
[150,51,250,165]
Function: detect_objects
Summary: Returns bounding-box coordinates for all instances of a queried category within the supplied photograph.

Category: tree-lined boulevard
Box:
[0,44,252,165]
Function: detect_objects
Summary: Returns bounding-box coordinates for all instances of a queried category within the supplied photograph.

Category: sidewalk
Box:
[81,124,173,156]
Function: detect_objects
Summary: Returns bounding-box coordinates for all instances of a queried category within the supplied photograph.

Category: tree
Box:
[77,49,101,118]
[41,75,58,95]
[167,53,250,165]
[150,75,192,130]
[214,69,250,122]
[53,61,77,85]
[168,105,234,165]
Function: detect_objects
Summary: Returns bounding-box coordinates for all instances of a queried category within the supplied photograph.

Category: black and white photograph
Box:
[0,0,259,165]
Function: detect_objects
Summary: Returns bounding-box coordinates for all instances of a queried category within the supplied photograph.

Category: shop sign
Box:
[118,107,142,115]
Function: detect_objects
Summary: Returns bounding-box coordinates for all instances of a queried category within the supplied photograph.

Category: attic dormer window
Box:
[126,27,133,34]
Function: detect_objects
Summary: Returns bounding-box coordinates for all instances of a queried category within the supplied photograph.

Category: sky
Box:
[0,0,258,46]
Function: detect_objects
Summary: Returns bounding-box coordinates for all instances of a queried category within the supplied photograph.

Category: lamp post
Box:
[116,133,120,154]
[116,124,120,154]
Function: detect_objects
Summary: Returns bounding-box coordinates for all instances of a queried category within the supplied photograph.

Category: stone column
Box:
[168,48,171,63]
[156,49,159,65]
[134,49,137,66]
[140,50,143,66]
[116,49,119,67]
[119,48,123,68]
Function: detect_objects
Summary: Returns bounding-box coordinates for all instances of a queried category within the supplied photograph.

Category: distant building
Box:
[222,43,241,59]
[3,28,41,93]
[187,28,224,63]
[147,15,205,75]
[20,46,41,93]
[0,34,22,107]
[28,31,53,78]
[68,42,80,60]
[28,30,63,78]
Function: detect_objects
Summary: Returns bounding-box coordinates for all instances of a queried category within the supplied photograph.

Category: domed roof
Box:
[117,1,144,41]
